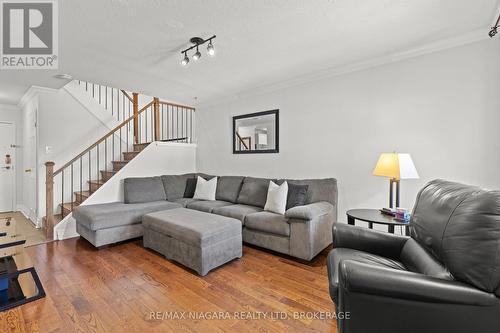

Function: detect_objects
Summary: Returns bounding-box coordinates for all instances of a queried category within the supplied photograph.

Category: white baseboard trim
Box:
[16,204,39,227]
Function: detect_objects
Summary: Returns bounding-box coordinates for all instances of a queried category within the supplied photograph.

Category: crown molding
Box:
[198,27,490,109]
[18,85,59,109]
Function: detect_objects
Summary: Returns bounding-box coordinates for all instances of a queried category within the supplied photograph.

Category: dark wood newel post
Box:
[133,92,139,144]
[153,97,160,141]
[45,161,55,239]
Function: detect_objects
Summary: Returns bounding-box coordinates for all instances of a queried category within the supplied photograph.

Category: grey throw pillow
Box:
[184,178,198,198]
[124,177,166,203]
[286,184,309,210]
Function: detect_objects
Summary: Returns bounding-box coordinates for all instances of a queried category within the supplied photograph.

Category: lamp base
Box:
[389,178,400,209]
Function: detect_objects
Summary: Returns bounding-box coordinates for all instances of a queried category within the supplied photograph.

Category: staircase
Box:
[43,82,195,239]
[57,142,149,218]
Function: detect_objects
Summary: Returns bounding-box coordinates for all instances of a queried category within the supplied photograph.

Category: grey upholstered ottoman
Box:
[143,208,242,276]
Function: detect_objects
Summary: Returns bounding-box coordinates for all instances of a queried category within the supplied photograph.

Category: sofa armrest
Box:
[333,222,408,259]
[285,201,333,221]
[339,260,496,306]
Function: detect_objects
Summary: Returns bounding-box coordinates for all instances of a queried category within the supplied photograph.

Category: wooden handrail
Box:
[121,90,133,103]
[53,100,154,176]
[236,131,250,150]
[158,100,196,111]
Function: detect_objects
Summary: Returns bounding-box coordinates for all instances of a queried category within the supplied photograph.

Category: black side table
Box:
[347,209,410,235]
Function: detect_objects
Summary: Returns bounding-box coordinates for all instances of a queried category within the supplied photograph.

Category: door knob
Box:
[24,169,32,173]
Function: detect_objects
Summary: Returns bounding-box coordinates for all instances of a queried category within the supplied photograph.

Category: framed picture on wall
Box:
[232,109,279,154]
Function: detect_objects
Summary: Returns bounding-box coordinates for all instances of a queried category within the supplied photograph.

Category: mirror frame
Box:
[232,109,279,154]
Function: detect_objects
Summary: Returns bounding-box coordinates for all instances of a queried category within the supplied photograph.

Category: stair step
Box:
[74,191,90,204]
[133,143,150,152]
[60,202,79,216]
[100,170,116,182]
[112,160,128,171]
[123,151,140,161]
[88,179,105,192]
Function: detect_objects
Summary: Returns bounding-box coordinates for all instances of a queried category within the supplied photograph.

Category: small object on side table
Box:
[347,208,410,235]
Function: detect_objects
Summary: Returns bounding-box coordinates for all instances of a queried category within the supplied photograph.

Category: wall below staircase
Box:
[54,142,197,240]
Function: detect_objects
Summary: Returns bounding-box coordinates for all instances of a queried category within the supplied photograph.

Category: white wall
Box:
[196,40,500,223]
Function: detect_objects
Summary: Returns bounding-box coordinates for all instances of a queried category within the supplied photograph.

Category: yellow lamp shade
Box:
[373,153,419,180]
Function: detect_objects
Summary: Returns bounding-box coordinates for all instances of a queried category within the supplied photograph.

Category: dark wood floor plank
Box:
[2,237,338,333]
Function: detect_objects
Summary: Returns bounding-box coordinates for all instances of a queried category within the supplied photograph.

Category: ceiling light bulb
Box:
[193,47,201,61]
[207,41,215,56]
[181,53,189,66]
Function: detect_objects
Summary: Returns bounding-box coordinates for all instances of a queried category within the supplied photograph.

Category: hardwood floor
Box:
[0,238,337,333]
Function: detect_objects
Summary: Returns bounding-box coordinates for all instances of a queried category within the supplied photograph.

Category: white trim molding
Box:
[18,86,58,109]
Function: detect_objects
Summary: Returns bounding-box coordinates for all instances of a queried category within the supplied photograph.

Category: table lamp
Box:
[373,153,419,209]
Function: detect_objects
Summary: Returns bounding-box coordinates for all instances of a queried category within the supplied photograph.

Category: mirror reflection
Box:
[233,110,279,154]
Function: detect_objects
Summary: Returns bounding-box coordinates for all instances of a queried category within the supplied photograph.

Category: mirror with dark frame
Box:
[233,110,279,154]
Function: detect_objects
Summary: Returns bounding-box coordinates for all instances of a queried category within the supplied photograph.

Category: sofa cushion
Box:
[212,204,263,223]
[216,176,244,203]
[245,211,290,237]
[123,176,166,203]
[161,174,196,200]
[73,201,182,231]
[285,178,337,205]
[327,248,406,303]
[143,208,241,247]
[186,200,233,213]
[237,177,274,208]
[286,184,309,210]
[172,198,199,207]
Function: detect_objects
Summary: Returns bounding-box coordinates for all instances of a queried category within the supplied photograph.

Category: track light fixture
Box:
[180,35,216,66]
[489,12,500,38]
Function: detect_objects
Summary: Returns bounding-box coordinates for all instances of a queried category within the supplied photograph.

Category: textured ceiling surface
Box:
[0,0,498,106]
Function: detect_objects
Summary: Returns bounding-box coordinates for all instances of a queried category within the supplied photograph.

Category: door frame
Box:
[0,120,16,213]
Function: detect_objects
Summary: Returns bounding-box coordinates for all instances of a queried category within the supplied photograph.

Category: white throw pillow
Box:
[193,176,218,201]
[264,181,288,215]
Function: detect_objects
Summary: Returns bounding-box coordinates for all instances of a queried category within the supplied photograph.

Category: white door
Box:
[0,122,15,212]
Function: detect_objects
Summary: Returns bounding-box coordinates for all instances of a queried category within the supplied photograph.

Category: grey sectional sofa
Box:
[73,173,337,261]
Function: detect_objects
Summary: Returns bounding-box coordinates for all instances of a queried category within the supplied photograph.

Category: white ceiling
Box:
[0,0,499,106]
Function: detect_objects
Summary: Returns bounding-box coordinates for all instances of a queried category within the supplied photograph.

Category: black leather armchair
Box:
[327,180,500,333]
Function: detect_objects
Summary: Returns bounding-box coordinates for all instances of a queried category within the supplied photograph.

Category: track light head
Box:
[181,52,189,66]
[207,41,215,56]
[193,47,201,61]
[489,26,498,38]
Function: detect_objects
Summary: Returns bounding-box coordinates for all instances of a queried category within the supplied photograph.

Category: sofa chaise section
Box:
[74,184,182,247]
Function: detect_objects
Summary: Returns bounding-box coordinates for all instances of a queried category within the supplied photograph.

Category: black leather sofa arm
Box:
[333,222,409,260]
[339,260,497,306]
